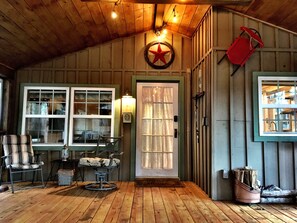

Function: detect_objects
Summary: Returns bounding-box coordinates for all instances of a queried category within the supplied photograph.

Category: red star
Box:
[149,43,170,64]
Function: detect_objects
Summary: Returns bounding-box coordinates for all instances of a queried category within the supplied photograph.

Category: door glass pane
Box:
[141,86,174,169]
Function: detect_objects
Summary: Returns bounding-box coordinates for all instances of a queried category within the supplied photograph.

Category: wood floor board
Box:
[91,182,122,222]
[0,186,57,222]
[183,182,222,222]
[213,201,245,223]
[117,182,136,222]
[269,204,297,221]
[130,185,143,223]
[175,186,208,222]
[104,181,129,223]
[225,202,262,223]
[255,204,297,223]
[143,187,156,223]
[0,181,296,223]
[151,187,169,223]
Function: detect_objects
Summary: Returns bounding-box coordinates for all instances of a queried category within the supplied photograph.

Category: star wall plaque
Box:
[144,41,175,69]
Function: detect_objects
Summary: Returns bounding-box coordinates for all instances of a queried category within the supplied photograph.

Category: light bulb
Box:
[173,15,177,23]
[111,10,118,19]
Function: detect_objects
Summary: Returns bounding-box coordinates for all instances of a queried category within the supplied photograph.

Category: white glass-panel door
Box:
[136,82,179,177]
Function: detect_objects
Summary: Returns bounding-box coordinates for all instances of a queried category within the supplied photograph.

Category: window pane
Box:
[258,77,297,137]
[23,87,68,145]
[262,80,296,105]
[99,103,112,115]
[72,118,111,143]
[25,118,65,144]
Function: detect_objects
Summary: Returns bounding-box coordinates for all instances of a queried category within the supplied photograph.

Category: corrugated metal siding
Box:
[15,30,192,181]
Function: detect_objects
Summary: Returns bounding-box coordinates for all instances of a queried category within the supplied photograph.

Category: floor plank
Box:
[0,181,296,223]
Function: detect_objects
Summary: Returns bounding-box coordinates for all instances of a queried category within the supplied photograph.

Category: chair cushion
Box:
[79,157,120,167]
[10,163,43,169]
[2,135,43,169]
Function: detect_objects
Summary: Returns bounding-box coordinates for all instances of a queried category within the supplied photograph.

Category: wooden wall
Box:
[191,8,213,197]
[15,30,192,181]
[192,7,297,200]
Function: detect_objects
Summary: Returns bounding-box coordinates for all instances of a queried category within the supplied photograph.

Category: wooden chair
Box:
[1,135,45,193]
[79,135,123,191]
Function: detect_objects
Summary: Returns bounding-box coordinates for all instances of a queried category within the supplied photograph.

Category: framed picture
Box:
[123,112,132,123]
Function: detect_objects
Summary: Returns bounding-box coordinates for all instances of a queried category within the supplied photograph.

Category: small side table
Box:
[46,159,83,186]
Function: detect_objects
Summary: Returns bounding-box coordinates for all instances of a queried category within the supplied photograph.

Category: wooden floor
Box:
[0,181,296,223]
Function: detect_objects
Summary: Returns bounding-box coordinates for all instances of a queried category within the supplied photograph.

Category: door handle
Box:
[174,129,178,138]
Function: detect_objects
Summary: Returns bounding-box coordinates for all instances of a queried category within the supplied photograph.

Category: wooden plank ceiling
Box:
[0,0,296,76]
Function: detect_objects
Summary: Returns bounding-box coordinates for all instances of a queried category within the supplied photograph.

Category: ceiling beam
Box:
[154,4,165,30]
[81,0,252,5]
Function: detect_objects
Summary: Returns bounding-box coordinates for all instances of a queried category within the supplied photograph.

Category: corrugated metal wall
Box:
[15,30,192,181]
[192,7,297,200]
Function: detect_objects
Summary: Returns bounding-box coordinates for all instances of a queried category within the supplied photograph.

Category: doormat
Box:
[135,178,184,187]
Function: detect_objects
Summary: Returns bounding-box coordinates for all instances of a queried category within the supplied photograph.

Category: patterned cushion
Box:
[79,157,120,167]
[2,135,43,169]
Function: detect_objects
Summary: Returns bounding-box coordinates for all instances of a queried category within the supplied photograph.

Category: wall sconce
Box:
[122,92,135,123]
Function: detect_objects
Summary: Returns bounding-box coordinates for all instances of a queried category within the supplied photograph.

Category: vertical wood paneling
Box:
[89,47,100,69]
[182,38,192,70]
[43,70,53,83]
[172,35,182,70]
[262,25,276,48]
[90,71,100,84]
[54,71,64,83]
[31,70,41,83]
[77,71,88,84]
[262,52,276,71]
[66,71,76,83]
[279,52,291,71]
[66,54,76,69]
[279,30,290,48]
[54,57,65,69]
[192,7,297,200]
[78,50,89,69]
[135,34,145,70]
[123,37,135,69]
[42,61,53,68]
[191,7,213,196]
[263,142,279,186]
[101,43,112,69]
[112,40,123,69]
[113,71,123,85]
[101,71,112,84]
[279,143,295,189]
[293,142,297,188]
[16,31,191,183]
[215,8,297,199]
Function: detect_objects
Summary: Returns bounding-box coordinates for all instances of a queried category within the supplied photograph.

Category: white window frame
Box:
[69,87,115,146]
[258,76,297,137]
[21,86,70,146]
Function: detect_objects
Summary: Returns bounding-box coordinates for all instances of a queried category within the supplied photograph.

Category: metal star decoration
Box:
[144,41,175,69]
[149,43,170,64]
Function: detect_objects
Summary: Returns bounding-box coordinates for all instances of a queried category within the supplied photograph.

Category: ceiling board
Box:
[0,0,296,75]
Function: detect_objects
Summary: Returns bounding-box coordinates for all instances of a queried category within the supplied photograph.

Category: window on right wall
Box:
[253,72,297,141]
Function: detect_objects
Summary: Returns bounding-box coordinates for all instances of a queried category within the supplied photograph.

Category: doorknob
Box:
[174,129,178,138]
